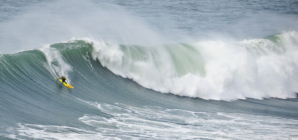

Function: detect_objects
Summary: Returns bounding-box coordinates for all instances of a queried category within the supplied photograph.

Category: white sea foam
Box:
[91,31,298,100]
[7,124,106,140]
[7,103,298,140]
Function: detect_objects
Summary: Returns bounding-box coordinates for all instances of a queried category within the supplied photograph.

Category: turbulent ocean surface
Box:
[1,0,298,139]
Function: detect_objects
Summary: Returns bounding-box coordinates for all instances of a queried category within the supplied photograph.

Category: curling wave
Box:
[91,31,298,100]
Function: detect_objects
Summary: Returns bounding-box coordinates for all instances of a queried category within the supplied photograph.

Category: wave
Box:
[91,31,298,100]
[1,31,298,101]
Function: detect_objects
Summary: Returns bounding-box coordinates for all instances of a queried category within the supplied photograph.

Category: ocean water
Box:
[1,0,298,139]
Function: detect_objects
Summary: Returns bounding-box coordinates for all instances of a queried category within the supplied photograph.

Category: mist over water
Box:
[1,0,298,139]
[1,0,298,53]
[0,0,163,54]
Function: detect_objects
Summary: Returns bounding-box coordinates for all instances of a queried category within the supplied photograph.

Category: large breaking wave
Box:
[91,31,298,100]
[1,31,298,101]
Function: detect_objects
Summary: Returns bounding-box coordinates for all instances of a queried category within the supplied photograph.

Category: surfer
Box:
[57,76,74,88]
[59,76,68,83]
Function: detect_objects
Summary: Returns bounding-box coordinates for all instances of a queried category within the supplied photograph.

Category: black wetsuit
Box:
[61,77,67,83]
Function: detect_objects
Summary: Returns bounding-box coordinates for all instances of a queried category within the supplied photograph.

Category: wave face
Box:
[1,32,298,139]
[92,31,298,100]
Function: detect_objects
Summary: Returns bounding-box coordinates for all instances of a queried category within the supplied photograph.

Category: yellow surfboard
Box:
[58,78,74,89]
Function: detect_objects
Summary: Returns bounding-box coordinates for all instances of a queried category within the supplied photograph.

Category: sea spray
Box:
[40,46,72,81]
[91,31,298,100]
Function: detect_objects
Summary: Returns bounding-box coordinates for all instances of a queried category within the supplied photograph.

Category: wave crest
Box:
[91,31,298,100]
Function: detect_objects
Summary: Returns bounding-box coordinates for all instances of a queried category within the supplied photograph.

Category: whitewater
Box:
[1,0,298,139]
[90,31,298,100]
